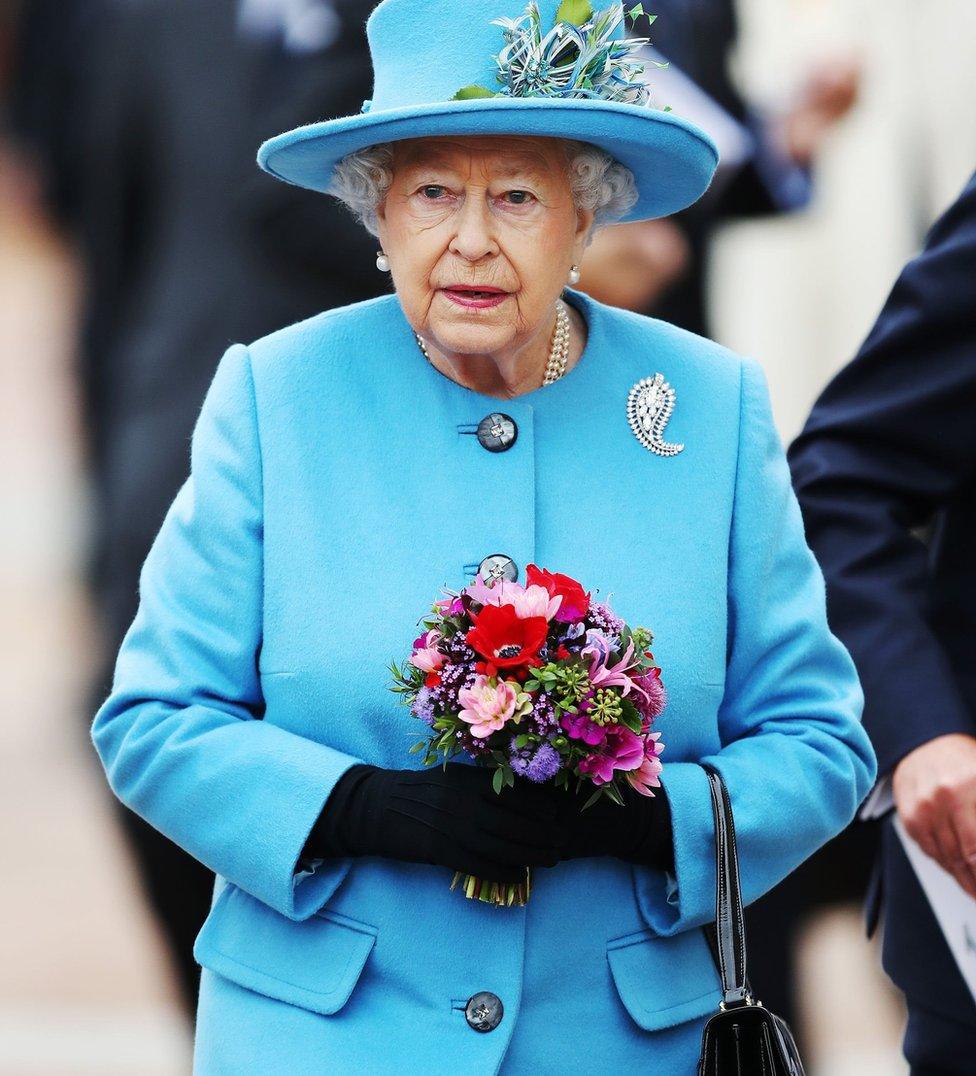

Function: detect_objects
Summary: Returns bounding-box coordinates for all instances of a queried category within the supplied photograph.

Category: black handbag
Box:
[697,763,806,1076]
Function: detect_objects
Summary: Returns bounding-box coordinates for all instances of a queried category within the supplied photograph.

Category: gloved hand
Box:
[303,762,572,883]
[538,778,674,870]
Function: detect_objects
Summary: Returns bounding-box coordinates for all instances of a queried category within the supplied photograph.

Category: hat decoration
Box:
[455,1,660,105]
[256,0,719,222]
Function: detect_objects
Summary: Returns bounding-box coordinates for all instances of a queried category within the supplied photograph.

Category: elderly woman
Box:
[91,0,876,1072]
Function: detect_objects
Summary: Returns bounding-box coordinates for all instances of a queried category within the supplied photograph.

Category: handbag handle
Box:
[701,763,751,1007]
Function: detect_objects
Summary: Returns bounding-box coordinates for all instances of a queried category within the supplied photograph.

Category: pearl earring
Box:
[568,264,581,286]
[376,251,390,272]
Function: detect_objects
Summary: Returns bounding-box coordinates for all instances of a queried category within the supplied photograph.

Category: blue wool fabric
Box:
[91,289,876,1073]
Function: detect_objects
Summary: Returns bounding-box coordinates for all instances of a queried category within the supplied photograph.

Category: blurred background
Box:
[1,0,974,1073]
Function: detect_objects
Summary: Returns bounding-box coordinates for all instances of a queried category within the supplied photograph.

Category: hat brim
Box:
[257,97,719,222]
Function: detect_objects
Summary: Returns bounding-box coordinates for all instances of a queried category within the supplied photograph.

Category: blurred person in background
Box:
[789,172,976,1073]
[8,0,381,1018]
[578,0,860,337]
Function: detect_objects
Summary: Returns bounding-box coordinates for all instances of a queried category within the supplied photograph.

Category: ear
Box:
[375,198,389,242]
[573,206,596,257]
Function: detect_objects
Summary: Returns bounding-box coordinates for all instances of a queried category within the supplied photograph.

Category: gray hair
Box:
[328,139,638,240]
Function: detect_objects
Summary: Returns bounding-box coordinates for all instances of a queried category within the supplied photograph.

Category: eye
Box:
[420,185,448,200]
[503,190,535,206]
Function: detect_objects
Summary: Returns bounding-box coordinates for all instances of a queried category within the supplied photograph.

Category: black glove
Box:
[302,762,572,883]
[540,778,675,871]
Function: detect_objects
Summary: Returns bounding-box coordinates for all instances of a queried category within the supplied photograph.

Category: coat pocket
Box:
[193,881,377,1016]
[606,924,721,1032]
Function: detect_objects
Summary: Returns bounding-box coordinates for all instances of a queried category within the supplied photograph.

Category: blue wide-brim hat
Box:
[257,0,719,222]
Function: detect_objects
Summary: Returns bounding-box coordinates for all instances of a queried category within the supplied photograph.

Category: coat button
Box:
[477,553,518,584]
[465,991,504,1032]
[476,412,518,452]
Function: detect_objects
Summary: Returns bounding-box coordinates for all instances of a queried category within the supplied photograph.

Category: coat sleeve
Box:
[787,174,976,782]
[90,343,368,921]
[635,355,878,936]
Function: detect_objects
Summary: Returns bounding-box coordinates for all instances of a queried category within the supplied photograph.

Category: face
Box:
[375,135,594,360]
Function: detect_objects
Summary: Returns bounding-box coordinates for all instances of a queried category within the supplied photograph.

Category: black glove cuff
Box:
[301,763,379,861]
[620,783,675,872]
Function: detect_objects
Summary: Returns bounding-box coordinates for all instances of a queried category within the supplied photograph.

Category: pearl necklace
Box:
[415,300,572,389]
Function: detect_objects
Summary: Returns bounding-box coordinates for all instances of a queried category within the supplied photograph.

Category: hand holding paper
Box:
[893,732,976,899]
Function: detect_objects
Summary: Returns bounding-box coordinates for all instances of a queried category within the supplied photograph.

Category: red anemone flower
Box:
[465,603,548,669]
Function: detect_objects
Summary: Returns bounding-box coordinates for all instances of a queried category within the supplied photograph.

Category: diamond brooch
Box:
[627,374,684,458]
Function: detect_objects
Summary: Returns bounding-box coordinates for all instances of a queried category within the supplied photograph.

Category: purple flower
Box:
[578,725,645,786]
[524,742,561,782]
[510,737,562,783]
[510,742,533,778]
[588,601,625,636]
[438,660,475,694]
[560,709,607,747]
[464,734,492,757]
[529,692,559,734]
[410,686,436,726]
[633,668,667,725]
[582,628,616,660]
[442,634,477,664]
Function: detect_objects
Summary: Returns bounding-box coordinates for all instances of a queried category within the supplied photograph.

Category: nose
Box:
[448,194,499,263]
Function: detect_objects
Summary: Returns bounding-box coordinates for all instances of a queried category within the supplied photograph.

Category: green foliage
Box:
[617,695,644,734]
[452,84,498,100]
[388,657,424,696]
[556,0,593,26]
[580,786,604,810]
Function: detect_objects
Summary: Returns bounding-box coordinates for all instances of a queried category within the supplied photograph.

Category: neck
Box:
[420,300,585,400]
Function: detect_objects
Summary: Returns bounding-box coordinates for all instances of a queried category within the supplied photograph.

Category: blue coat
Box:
[91,288,876,1074]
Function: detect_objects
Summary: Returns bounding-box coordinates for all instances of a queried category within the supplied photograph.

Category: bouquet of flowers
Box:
[388,564,666,906]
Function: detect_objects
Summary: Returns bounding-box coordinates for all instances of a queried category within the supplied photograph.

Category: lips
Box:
[442,285,508,298]
[440,285,511,309]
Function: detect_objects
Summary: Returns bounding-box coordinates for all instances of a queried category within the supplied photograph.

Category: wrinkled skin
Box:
[376,135,594,399]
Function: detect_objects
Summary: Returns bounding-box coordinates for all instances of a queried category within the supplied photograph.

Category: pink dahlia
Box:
[458,674,522,739]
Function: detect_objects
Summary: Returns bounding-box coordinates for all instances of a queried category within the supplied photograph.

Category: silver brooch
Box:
[627,374,684,458]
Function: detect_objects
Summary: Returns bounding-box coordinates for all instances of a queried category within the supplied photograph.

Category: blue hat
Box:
[257,0,719,221]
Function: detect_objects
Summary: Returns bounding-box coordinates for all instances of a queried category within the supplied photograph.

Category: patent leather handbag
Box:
[697,763,806,1076]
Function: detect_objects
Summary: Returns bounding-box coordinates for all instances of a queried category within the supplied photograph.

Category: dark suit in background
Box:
[10,0,381,1015]
[788,173,976,1072]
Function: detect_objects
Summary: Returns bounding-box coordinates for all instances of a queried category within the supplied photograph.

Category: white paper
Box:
[635,46,754,175]
[894,813,976,1004]
[858,774,894,821]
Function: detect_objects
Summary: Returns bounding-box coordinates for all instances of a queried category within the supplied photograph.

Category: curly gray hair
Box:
[328,139,638,240]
